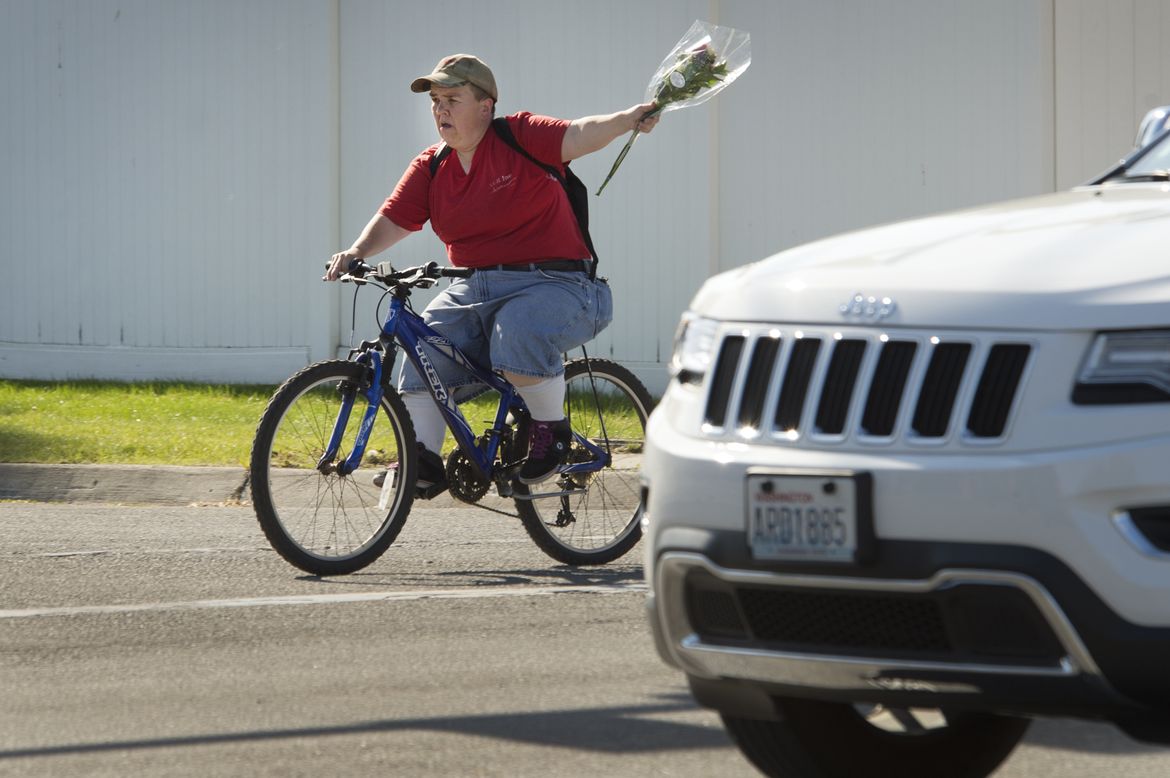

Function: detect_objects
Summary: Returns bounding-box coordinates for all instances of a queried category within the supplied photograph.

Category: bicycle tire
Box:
[514,358,655,565]
[250,359,417,575]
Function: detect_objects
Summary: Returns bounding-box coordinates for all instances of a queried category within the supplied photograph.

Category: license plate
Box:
[747,472,861,562]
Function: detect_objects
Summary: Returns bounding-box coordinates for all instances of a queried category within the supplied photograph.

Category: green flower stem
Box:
[595,105,661,196]
[595,46,728,195]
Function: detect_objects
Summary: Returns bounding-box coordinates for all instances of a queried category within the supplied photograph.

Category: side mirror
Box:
[1134,106,1170,149]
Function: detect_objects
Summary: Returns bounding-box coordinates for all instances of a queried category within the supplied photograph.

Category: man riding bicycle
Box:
[325,53,659,496]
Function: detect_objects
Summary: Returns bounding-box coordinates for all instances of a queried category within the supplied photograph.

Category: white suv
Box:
[643,111,1170,778]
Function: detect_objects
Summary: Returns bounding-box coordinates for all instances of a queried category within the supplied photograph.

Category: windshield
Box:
[1110,130,1170,181]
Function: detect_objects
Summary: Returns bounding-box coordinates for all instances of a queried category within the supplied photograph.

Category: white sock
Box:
[401,391,446,454]
[517,375,565,422]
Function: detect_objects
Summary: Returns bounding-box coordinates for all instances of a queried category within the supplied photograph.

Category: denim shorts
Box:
[398,267,613,395]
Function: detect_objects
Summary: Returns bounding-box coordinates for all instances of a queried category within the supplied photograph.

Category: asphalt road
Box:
[2,492,1170,777]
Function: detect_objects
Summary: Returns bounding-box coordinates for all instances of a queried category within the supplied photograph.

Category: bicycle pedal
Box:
[513,488,586,501]
[416,481,449,501]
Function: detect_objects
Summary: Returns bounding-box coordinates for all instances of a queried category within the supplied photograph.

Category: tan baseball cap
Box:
[410,54,498,101]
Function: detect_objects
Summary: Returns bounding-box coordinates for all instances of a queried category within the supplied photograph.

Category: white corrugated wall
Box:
[0,0,339,381]
[1,0,1167,391]
[716,0,1056,269]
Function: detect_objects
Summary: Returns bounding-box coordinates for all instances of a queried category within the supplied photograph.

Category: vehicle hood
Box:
[693,186,1170,330]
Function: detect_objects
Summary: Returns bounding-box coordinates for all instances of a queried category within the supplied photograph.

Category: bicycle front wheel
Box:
[515,358,655,565]
[250,359,417,575]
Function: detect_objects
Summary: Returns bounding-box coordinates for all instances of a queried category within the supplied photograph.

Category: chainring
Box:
[446,449,491,503]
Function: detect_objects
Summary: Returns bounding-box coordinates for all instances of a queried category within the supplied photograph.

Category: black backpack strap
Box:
[491,117,562,182]
[491,118,599,272]
[428,142,453,176]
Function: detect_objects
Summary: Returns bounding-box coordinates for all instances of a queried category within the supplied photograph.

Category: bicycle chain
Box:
[442,441,590,521]
[444,449,521,518]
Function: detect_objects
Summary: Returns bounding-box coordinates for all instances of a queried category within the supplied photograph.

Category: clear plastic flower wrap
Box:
[596,20,751,195]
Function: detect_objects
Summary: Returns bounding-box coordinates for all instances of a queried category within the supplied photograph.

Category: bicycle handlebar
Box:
[327,259,475,288]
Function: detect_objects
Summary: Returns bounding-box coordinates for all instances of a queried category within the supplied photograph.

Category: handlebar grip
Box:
[348,258,376,275]
[323,258,373,274]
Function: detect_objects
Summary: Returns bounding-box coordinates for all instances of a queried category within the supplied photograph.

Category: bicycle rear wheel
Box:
[515,358,655,565]
[250,359,417,575]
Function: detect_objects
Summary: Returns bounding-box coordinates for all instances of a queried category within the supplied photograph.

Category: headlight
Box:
[1074,330,1170,404]
[669,313,719,386]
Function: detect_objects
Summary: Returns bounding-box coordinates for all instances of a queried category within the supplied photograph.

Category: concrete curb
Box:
[0,463,470,509]
[0,463,251,506]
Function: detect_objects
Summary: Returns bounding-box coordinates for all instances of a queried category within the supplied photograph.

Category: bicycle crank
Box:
[446,449,491,503]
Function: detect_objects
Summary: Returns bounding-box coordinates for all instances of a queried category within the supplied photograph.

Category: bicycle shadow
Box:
[298,565,645,589]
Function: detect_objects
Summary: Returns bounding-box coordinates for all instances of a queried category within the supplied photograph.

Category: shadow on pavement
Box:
[1022,717,1168,755]
[0,693,731,761]
[298,565,646,589]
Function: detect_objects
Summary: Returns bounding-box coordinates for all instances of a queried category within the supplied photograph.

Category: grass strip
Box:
[0,381,276,466]
[0,380,508,466]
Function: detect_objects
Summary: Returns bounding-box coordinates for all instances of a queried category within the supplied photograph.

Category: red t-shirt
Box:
[380,112,590,267]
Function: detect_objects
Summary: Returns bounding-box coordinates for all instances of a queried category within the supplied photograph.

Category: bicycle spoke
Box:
[252,361,416,575]
[515,359,653,564]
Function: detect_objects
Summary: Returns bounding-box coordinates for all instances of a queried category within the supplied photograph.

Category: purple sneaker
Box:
[518,419,572,484]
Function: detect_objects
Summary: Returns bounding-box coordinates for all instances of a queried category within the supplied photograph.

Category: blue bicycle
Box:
[249,260,654,575]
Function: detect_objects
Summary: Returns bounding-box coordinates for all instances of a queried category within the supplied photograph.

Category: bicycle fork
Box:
[317,352,385,477]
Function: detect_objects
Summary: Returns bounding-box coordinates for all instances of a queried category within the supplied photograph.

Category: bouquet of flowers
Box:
[595,20,751,195]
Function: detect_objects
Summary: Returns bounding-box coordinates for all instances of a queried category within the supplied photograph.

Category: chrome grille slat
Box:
[967,344,1030,437]
[704,335,745,428]
[774,337,822,432]
[862,341,918,436]
[700,326,1031,445]
[737,335,782,430]
[815,339,867,435]
[912,342,972,437]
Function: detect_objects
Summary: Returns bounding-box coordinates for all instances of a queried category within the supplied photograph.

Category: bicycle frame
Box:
[325,282,611,481]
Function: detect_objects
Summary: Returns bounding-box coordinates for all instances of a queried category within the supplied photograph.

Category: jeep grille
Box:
[701,328,1030,443]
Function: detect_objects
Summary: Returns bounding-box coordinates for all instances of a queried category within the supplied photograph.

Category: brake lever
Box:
[399,261,442,288]
[323,260,368,285]
[400,269,436,288]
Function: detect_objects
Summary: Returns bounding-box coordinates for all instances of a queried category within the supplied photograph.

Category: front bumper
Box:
[642,412,1170,732]
[649,550,1116,709]
[646,541,1170,742]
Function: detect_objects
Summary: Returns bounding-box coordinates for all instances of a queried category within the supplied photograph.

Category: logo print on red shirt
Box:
[490,173,516,194]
